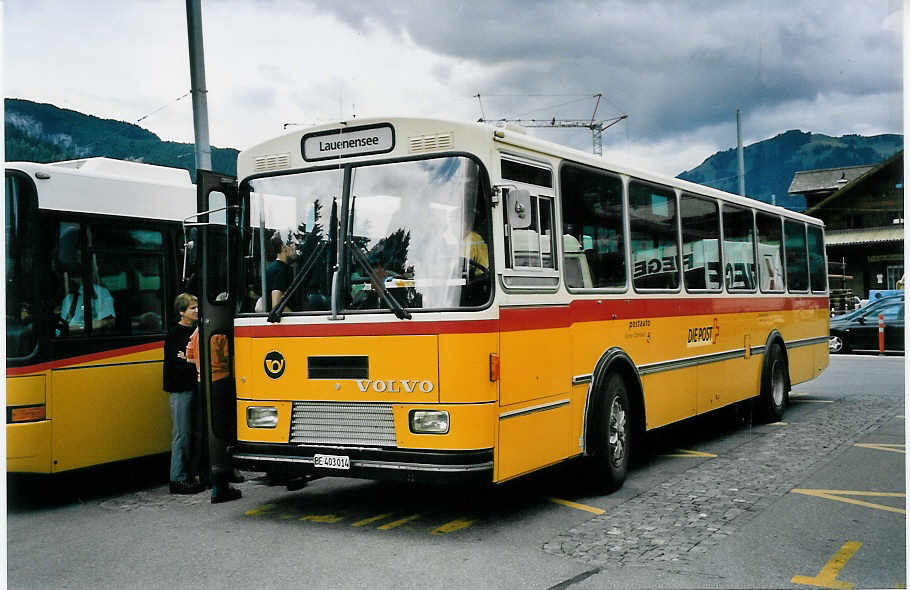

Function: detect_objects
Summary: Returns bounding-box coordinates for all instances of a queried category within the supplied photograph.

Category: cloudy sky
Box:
[4,0,903,175]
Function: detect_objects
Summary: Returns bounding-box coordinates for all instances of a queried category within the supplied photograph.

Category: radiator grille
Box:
[290,401,396,447]
[253,153,291,172]
[408,132,454,154]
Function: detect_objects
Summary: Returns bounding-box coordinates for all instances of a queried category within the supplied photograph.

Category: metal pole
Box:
[736,109,745,196]
[186,0,212,174]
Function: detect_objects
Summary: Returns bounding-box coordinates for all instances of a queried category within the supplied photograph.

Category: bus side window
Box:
[680,194,721,291]
[756,213,785,293]
[559,163,625,289]
[54,221,89,337]
[807,225,827,293]
[507,191,555,270]
[784,220,809,292]
[629,181,679,291]
[89,225,166,335]
[722,205,756,292]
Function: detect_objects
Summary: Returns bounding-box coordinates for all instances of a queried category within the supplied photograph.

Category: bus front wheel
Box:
[589,373,631,493]
[757,344,788,422]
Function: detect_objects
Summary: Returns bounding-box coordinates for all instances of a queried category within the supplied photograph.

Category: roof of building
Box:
[824,225,904,246]
[788,164,876,195]
[803,150,903,216]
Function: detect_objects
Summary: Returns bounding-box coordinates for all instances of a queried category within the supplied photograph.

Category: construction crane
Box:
[475,93,627,157]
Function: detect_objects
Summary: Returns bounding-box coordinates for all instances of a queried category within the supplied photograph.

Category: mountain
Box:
[4,98,238,179]
[677,130,903,210]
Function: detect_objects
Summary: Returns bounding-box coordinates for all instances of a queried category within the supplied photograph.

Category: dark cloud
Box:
[314,0,901,148]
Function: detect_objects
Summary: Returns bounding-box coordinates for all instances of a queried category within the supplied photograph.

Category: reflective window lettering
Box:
[633,256,678,279]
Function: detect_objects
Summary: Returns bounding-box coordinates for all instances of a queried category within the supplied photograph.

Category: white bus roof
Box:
[237,116,822,226]
[6,158,197,222]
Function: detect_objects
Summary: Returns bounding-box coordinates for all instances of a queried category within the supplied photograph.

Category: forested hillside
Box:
[5,98,238,178]
[677,129,902,209]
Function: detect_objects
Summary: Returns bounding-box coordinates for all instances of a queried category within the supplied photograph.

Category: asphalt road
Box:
[6,354,905,589]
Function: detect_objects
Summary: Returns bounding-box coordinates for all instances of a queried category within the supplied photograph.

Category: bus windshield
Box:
[5,173,38,359]
[243,155,491,314]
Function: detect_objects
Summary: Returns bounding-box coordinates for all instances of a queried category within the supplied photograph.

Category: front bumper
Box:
[231,442,494,484]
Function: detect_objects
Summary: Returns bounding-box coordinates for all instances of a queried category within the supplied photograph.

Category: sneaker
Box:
[170,480,205,495]
[211,486,242,504]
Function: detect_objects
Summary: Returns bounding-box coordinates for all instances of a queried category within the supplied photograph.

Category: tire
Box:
[588,373,631,493]
[757,344,788,422]
[829,335,847,354]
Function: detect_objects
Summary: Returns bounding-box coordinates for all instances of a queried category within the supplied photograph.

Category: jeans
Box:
[169,390,202,483]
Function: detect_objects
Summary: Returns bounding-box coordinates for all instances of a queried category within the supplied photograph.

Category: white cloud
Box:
[4,0,903,176]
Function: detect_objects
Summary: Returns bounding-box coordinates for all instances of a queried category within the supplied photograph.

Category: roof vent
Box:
[409,132,454,154]
[254,153,291,172]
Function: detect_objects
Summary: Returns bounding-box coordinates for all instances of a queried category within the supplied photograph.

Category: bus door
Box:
[498,184,572,481]
[194,170,240,468]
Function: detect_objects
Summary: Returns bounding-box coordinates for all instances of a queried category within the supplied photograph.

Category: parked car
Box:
[831,293,903,321]
[829,299,904,354]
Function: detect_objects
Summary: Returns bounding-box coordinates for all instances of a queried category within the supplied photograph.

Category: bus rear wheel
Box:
[589,373,631,493]
[757,344,788,422]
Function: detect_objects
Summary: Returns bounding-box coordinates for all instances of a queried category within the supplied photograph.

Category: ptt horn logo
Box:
[264,351,286,379]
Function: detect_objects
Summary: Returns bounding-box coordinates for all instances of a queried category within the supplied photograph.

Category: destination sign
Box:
[302,124,394,161]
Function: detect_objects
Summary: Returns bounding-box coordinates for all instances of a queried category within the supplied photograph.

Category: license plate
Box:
[313,454,351,470]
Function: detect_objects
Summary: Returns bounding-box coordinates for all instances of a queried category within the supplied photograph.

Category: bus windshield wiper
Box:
[268,241,328,323]
[349,243,412,320]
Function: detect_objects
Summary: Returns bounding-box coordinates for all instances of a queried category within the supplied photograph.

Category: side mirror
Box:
[507,189,532,229]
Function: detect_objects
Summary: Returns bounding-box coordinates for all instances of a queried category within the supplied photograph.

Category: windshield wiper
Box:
[348,243,412,320]
[268,241,329,323]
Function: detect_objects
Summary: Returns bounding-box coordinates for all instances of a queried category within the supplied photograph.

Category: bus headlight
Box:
[246,406,278,429]
[409,410,449,434]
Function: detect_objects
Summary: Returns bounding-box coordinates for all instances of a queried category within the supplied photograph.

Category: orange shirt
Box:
[186,328,230,382]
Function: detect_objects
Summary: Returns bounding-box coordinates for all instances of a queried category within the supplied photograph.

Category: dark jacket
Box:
[163,322,198,393]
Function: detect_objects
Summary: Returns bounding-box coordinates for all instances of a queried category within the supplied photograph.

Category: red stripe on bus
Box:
[232,296,827,338]
[6,341,164,375]
[235,319,500,338]
[568,296,828,324]
[499,306,571,331]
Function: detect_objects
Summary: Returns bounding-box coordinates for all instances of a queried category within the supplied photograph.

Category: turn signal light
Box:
[9,405,46,423]
[489,353,500,382]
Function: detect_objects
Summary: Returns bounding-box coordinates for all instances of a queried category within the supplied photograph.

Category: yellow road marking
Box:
[244,504,276,516]
[300,513,345,523]
[377,514,422,530]
[432,517,477,534]
[661,449,717,458]
[351,513,393,527]
[854,443,905,454]
[548,497,605,515]
[769,421,788,426]
[791,489,906,515]
[792,540,862,589]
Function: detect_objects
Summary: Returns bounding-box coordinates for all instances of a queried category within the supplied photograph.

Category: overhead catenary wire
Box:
[81,91,193,151]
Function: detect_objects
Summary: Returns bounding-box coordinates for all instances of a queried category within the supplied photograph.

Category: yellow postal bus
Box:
[195,118,829,491]
[6,158,196,473]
